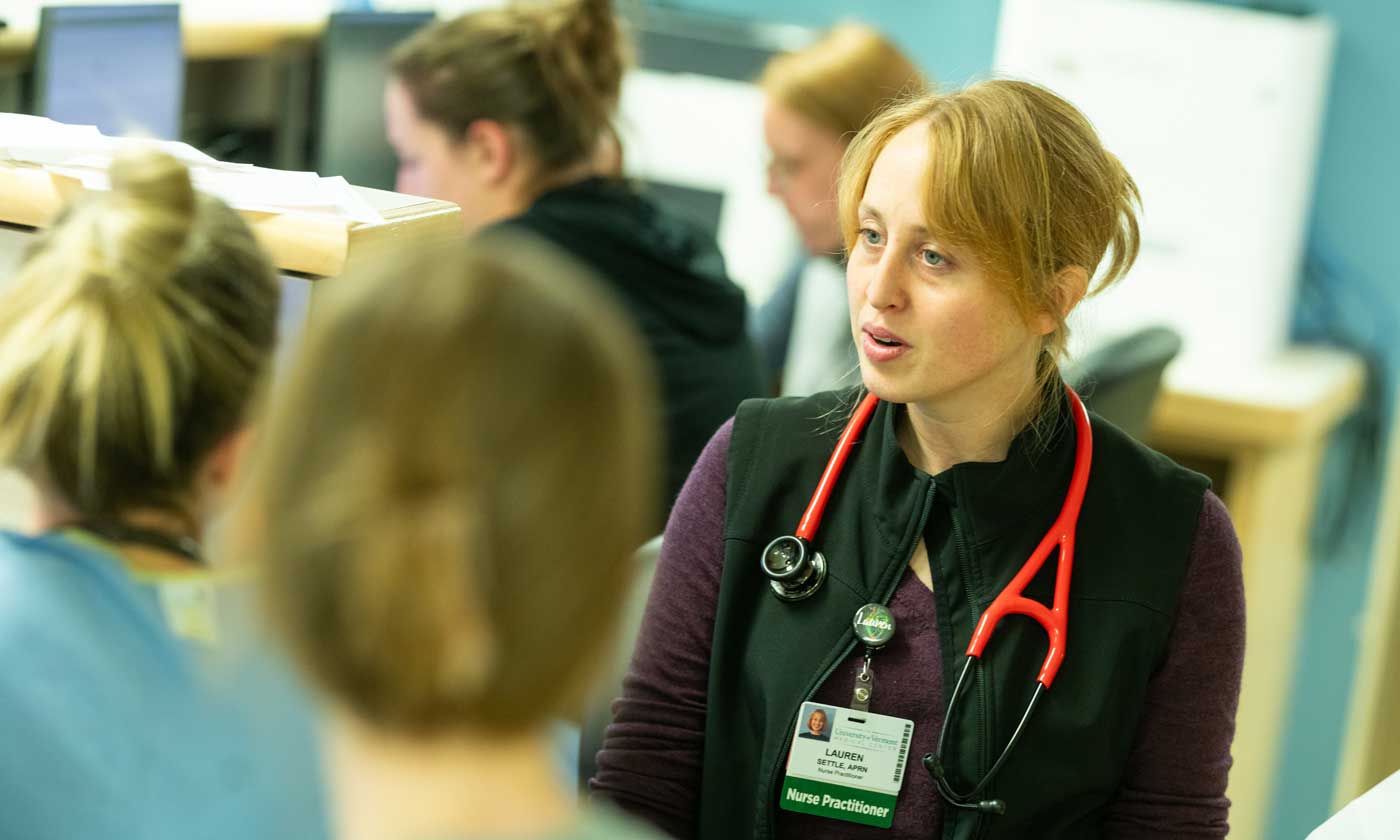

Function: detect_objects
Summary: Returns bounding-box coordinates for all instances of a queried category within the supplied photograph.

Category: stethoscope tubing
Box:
[795,392,880,542]
[768,385,1096,816]
[965,387,1092,688]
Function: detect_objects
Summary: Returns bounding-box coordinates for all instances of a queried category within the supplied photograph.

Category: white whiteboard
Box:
[995,0,1335,380]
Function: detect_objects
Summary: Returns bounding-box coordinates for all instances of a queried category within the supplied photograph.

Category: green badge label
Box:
[780,776,899,827]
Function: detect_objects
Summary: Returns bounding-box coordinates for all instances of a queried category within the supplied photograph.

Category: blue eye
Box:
[920,249,946,267]
[860,228,884,247]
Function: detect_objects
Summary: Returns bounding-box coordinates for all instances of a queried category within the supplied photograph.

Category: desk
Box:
[0,160,460,277]
[1149,349,1366,840]
[0,1,464,62]
[243,186,461,277]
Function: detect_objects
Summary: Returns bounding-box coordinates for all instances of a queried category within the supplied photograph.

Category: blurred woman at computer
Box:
[754,23,926,395]
[0,152,324,840]
[237,238,667,840]
[385,0,763,512]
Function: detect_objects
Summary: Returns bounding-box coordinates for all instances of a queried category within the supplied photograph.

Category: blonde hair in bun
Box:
[0,149,280,519]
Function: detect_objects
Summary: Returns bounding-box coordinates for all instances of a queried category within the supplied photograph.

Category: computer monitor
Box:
[314,11,434,191]
[632,6,813,82]
[30,5,183,140]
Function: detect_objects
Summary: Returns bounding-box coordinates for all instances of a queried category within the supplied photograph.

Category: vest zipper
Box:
[950,511,991,839]
[763,479,939,837]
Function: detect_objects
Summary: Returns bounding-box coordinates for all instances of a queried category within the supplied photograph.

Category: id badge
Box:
[158,579,220,647]
[779,701,914,828]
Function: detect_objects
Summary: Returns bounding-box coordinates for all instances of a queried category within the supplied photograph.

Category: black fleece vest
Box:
[699,391,1209,839]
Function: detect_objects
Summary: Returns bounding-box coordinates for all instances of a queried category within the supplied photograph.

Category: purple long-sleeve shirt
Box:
[593,420,1246,839]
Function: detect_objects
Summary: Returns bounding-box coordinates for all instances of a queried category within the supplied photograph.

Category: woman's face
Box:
[808,710,828,735]
[763,99,847,256]
[846,122,1051,412]
[384,80,491,230]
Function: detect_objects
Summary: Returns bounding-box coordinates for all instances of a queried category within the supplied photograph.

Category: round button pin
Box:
[852,603,896,648]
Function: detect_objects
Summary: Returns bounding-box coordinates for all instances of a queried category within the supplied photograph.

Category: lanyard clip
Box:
[852,649,876,711]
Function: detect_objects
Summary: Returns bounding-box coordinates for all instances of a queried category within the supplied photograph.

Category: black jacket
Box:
[496,178,764,514]
[704,390,1209,839]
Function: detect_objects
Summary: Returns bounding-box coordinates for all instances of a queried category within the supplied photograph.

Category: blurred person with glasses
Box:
[755,23,926,396]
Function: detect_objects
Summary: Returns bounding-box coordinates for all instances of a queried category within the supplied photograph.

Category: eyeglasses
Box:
[765,153,806,186]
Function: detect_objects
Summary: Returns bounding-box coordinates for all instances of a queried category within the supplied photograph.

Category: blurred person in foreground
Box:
[0,151,324,839]
[231,237,668,840]
[755,22,926,396]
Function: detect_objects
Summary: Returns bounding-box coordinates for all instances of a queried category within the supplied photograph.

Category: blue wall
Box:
[649,0,1400,834]
[1266,0,1400,835]
[649,0,1001,87]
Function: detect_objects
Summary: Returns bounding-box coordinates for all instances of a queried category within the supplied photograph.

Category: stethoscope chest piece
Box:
[761,534,827,601]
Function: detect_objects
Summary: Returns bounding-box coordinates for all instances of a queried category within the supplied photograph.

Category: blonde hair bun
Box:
[105,150,199,269]
[108,150,197,217]
[0,145,279,519]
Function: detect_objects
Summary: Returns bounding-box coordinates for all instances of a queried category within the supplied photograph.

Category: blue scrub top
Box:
[0,530,328,840]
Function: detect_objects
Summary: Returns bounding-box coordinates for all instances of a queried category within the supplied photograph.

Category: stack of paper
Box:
[0,113,383,225]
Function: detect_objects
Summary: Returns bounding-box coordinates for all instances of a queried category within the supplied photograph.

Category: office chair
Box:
[1065,325,1183,441]
[577,535,664,790]
[30,5,183,139]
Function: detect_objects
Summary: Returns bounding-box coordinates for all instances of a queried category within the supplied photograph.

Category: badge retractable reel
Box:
[850,603,895,712]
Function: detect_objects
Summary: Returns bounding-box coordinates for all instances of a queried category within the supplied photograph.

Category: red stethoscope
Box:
[760,385,1093,816]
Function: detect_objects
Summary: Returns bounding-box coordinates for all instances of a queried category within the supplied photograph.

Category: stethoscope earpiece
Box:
[761,535,827,601]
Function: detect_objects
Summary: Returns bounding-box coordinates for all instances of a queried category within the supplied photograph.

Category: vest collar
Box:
[870,391,1078,553]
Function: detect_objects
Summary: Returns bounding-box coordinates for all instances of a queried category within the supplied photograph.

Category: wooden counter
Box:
[1149,348,1366,840]
[0,160,460,278]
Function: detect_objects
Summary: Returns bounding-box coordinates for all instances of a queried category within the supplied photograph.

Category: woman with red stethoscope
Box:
[592,79,1246,840]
